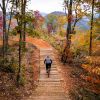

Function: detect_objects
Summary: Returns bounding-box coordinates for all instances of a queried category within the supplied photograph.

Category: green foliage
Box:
[18,65,26,86]
[72,45,89,58]
[18,76,26,86]
[41,34,64,53]
[46,14,57,24]
[0,57,18,73]
[28,29,42,38]
[10,28,17,36]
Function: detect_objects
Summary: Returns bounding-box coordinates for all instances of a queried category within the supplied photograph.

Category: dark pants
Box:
[46,63,51,71]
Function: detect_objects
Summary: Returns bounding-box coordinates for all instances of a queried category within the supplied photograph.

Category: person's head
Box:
[47,56,49,58]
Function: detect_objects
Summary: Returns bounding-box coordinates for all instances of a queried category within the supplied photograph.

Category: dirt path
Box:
[28,49,70,100]
[10,36,72,100]
[22,37,71,100]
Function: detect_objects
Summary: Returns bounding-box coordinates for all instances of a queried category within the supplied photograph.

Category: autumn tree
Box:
[64,0,73,48]
[33,10,44,30]
[72,0,90,33]
[46,14,57,34]
[83,0,99,55]
[12,0,28,85]
[56,15,66,35]
[61,0,73,63]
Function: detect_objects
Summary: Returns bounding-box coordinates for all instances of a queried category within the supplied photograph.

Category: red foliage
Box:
[47,23,53,34]
[33,10,44,28]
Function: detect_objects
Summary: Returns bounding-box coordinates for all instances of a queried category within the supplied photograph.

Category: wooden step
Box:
[40,70,59,74]
[40,63,57,67]
[38,81,61,85]
[28,96,68,100]
[39,78,63,82]
[25,48,69,100]
[40,75,60,79]
[31,92,66,96]
[38,83,61,87]
[40,55,54,60]
[40,73,59,75]
[35,86,64,93]
[40,67,57,70]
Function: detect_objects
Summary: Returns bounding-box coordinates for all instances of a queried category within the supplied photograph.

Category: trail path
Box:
[16,37,71,100]
[27,48,70,100]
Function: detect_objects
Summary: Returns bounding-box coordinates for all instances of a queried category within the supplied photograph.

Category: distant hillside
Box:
[45,11,89,30]
[40,12,47,17]
[49,11,65,16]
[76,17,90,30]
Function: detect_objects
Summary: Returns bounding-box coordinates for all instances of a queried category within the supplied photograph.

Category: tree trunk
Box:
[16,0,24,86]
[23,0,26,47]
[7,0,14,35]
[17,29,22,86]
[89,0,94,56]
[2,0,7,58]
[62,0,73,63]
[66,0,73,48]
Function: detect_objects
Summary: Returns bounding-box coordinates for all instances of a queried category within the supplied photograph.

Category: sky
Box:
[28,0,64,13]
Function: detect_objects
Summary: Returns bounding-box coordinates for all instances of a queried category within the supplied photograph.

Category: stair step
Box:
[35,86,64,92]
[26,49,69,100]
[38,81,61,85]
[40,53,53,55]
[31,92,65,96]
[40,69,58,72]
[40,67,57,70]
[40,49,53,51]
[39,78,63,82]
[40,63,57,67]
[40,74,60,78]
[40,71,58,75]
[40,73,59,75]
[38,83,61,87]
[40,50,53,52]
[29,96,67,100]
[40,77,61,80]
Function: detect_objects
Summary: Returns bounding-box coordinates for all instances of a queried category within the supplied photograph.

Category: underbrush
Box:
[0,57,18,73]
[69,55,100,100]
[67,62,100,100]
[70,87,100,100]
[0,42,40,100]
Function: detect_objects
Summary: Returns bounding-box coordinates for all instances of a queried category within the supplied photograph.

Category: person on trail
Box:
[44,56,52,73]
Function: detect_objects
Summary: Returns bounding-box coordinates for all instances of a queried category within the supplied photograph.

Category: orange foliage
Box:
[82,64,100,76]
[80,74,100,84]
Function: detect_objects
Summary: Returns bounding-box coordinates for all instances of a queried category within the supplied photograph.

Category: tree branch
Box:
[0,3,3,10]
[6,0,10,9]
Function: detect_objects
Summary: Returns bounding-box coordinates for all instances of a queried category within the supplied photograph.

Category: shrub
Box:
[0,57,18,73]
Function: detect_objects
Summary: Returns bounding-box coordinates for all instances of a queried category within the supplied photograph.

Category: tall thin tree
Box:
[23,0,27,45]
[89,0,95,55]
[67,0,73,48]
[2,0,7,58]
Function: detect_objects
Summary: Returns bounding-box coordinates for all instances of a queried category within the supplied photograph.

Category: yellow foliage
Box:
[82,63,100,76]
[56,16,67,25]
[92,67,100,75]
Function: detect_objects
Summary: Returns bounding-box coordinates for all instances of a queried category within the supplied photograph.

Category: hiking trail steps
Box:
[25,48,71,100]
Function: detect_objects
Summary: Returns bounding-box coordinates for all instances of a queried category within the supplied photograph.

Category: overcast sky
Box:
[28,0,64,13]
